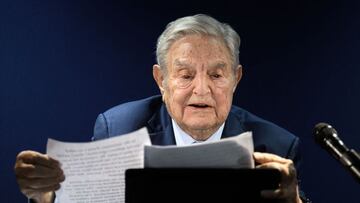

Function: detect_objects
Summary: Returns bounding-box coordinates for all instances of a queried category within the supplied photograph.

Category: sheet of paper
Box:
[47,127,151,203]
[145,131,254,168]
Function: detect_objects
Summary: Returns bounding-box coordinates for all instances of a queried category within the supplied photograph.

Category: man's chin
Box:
[182,121,218,132]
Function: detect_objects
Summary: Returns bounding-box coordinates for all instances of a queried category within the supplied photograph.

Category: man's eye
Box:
[181,75,192,79]
[211,74,222,79]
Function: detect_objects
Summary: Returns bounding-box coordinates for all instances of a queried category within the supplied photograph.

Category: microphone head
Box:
[313,122,342,149]
[313,123,360,182]
[314,122,337,146]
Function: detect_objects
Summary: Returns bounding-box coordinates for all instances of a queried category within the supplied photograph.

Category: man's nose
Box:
[193,75,211,95]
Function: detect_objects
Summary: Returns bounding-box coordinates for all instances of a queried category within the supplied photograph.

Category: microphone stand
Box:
[347,149,360,183]
[323,139,360,183]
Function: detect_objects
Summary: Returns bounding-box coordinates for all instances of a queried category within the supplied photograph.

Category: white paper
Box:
[47,127,151,203]
[145,131,254,168]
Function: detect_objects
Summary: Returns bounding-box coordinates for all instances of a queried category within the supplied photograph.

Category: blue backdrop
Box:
[1,0,359,202]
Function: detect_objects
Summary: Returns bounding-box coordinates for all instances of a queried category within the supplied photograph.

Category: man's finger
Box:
[22,184,61,198]
[255,162,283,171]
[15,163,63,178]
[256,161,297,184]
[17,175,65,189]
[253,152,289,164]
[17,151,60,168]
[261,189,286,199]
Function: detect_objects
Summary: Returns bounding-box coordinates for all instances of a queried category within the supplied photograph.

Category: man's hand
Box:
[14,150,65,203]
[253,152,302,203]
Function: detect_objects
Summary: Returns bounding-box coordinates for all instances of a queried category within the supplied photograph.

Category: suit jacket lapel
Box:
[221,110,245,138]
[222,109,266,152]
[147,103,176,146]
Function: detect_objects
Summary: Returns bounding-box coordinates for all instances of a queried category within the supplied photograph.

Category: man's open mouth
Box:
[188,103,211,108]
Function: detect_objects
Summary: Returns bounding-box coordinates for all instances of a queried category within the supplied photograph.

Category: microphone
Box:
[313,122,360,183]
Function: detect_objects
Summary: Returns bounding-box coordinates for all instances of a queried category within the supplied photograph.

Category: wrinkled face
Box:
[154,35,242,139]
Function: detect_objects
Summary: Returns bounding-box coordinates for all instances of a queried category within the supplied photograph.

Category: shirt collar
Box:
[172,119,224,146]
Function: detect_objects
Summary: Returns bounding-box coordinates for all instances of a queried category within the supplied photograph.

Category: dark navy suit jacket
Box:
[35,95,308,203]
[92,95,301,170]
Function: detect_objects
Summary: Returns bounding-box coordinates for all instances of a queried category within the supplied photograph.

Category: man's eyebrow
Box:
[210,62,227,69]
[173,59,193,68]
[173,60,227,70]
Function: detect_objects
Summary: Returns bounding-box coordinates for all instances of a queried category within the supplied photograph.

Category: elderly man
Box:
[15,14,308,203]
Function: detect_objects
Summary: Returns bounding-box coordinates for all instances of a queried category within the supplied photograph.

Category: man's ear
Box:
[233,65,243,92]
[153,64,165,95]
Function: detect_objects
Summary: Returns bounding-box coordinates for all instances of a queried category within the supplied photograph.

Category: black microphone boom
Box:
[313,122,360,183]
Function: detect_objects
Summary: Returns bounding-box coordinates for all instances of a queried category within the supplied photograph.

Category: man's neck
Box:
[182,125,222,141]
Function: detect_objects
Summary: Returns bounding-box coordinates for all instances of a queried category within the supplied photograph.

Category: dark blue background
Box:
[1,0,359,202]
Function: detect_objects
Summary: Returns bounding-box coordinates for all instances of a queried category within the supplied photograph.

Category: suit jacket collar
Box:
[147,103,247,146]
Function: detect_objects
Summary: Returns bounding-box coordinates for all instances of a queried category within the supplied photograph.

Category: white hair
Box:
[156,14,241,71]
